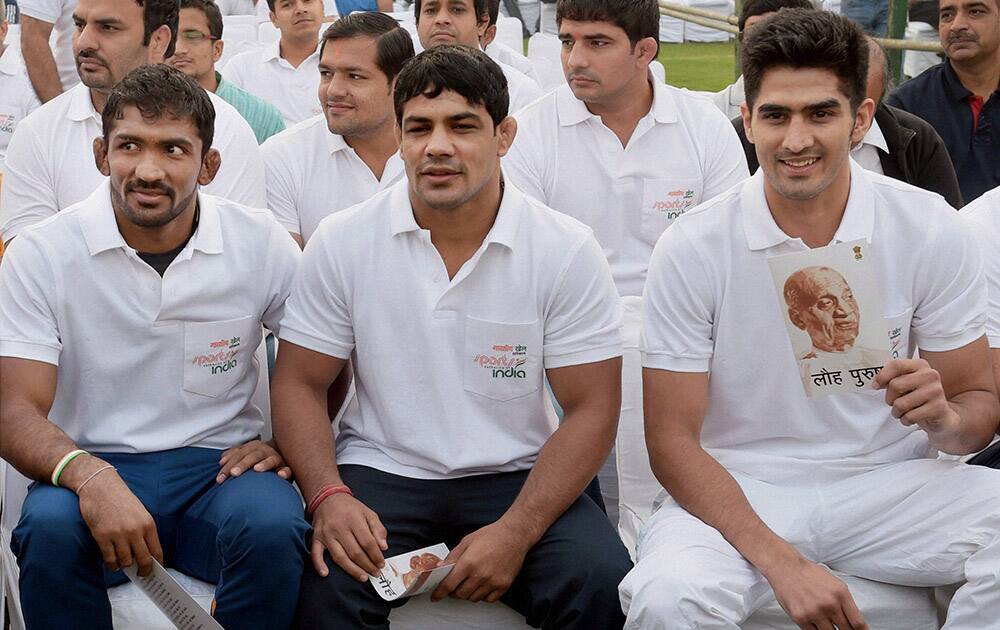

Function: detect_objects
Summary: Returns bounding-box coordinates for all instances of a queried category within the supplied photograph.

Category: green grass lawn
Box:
[658,41,738,92]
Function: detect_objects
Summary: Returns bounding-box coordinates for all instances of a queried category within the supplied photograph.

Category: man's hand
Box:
[766,557,868,630]
[77,471,163,577]
[310,493,387,581]
[875,358,962,439]
[431,520,531,603]
[216,439,291,483]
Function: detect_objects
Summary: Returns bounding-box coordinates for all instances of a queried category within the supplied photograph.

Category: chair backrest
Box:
[526,32,563,91]
[495,15,524,55]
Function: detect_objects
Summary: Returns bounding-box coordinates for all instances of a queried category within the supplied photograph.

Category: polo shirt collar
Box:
[80,180,224,256]
[942,61,975,102]
[67,83,100,122]
[262,40,283,62]
[743,159,875,251]
[556,72,675,126]
[861,117,889,153]
[326,130,350,154]
[388,173,523,250]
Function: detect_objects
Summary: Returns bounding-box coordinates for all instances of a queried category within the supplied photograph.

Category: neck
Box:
[279,36,317,68]
[951,55,1000,99]
[344,124,398,181]
[585,73,654,147]
[411,171,503,251]
[202,70,220,93]
[764,162,853,249]
[90,88,111,113]
[115,198,199,253]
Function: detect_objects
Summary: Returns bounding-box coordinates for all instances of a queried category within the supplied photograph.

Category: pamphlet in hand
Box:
[767,239,891,396]
[122,559,223,630]
[368,543,455,601]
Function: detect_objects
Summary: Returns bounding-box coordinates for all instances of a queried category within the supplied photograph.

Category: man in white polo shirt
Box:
[223,0,324,125]
[415,0,542,113]
[503,0,748,527]
[272,45,631,629]
[621,10,1000,628]
[1,0,41,177]
[0,0,265,244]
[0,65,307,630]
[18,0,77,101]
[263,11,413,246]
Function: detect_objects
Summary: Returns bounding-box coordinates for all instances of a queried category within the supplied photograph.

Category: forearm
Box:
[934,390,1000,454]
[272,378,344,500]
[21,27,64,102]
[499,405,617,546]
[652,436,802,579]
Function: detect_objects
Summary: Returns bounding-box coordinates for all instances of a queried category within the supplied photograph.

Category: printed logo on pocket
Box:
[473,343,528,379]
[192,337,242,375]
[0,114,17,134]
[652,189,697,220]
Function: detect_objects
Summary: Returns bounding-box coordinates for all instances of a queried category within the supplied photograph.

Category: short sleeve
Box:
[206,97,267,207]
[1,116,58,241]
[278,220,355,358]
[962,202,999,347]
[0,234,62,364]
[911,209,986,351]
[543,233,623,369]
[261,139,302,235]
[640,224,716,372]
[260,218,302,335]
[700,107,750,201]
[17,0,65,23]
[503,116,550,204]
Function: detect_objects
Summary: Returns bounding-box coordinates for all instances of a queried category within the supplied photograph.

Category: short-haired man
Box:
[733,36,965,208]
[0,0,41,176]
[888,0,1000,203]
[0,0,266,244]
[415,0,542,113]
[18,0,78,102]
[621,10,1000,628]
[168,0,286,143]
[223,0,324,125]
[263,11,413,246]
[272,45,631,629]
[711,0,815,119]
[0,64,307,630]
[504,0,748,526]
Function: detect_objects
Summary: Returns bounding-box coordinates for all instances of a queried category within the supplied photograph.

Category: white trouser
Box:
[620,458,1000,629]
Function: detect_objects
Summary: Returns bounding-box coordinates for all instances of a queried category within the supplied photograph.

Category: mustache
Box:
[76,49,109,67]
[126,179,175,198]
[417,159,463,174]
[947,31,979,44]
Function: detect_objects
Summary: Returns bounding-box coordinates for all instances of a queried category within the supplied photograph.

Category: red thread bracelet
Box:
[307,484,353,518]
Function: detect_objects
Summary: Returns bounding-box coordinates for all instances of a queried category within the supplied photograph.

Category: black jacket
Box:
[732,103,964,209]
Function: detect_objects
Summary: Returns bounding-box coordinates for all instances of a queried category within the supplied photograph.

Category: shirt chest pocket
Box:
[639,177,703,244]
[885,308,913,360]
[184,316,255,398]
[464,317,543,402]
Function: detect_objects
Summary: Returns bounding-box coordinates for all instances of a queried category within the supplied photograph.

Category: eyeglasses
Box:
[180,30,219,42]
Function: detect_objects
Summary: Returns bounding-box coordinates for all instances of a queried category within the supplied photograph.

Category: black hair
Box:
[413,0,490,25]
[738,0,814,32]
[393,44,508,127]
[138,0,180,59]
[179,0,223,39]
[102,64,215,156]
[742,9,868,113]
[556,0,659,54]
[488,0,500,26]
[319,11,415,81]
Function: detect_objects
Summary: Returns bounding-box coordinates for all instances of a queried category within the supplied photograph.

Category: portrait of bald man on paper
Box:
[769,240,891,396]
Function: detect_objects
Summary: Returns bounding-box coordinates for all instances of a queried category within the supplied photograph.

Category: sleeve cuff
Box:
[641,351,711,373]
[543,343,623,369]
[277,328,353,360]
[0,339,60,365]
[914,326,987,353]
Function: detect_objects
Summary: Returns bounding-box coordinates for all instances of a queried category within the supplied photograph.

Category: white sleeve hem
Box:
[543,343,623,369]
[278,328,353,360]
[0,340,60,365]
[913,327,987,353]
[641,352,711,373]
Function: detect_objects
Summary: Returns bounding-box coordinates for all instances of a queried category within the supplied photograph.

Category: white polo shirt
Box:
[497,57,542,114]
[641,161,986,484]
[0,181,301,453]
[0,82,266,242]
[0,47,42,176]
[280,179,623,479]
[505,79,750,297]
[962,185,1000,348]
[18,0,80,92]
[261,114,404,243]
[485,42,541,90]
[222,41,322,126]
[850,118,888,175]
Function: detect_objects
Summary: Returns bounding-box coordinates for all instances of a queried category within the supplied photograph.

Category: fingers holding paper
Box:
[875,358,960,434]
[431,520,529,603]
[310,493,388,581]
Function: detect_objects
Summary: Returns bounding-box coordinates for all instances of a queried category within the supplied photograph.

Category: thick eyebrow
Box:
[757,98,843,115]
[559,31,617,41]
[114,133,196,151]
[402,111,483,126]
[73,13,127,27]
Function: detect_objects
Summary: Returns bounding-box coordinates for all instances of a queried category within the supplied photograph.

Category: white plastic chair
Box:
[495,15,524,54]
[537,1,557,35]
[904,21,942,79]
[220,16,263,69]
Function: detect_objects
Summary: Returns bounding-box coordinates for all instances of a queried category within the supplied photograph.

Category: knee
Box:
[621,558,714,628]
[217,478,308,555]
[565,543,632,598]
[13,487,91,564]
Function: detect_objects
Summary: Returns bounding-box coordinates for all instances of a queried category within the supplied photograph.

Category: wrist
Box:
[306,483,353,519]
[54,452,108,489]
[753,539,805,579]
[496,512,546,549]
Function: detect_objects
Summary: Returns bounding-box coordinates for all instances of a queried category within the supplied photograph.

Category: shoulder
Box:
[671,179,745,239]
[261,115,325,157]
[310,185,395,247]
[660,82,735,131]
[18,86,73,131]
[962,186,1000,231]
[9,199,89,261]
[511,87,560,130]
[869,171,963,238]
[516,186,594,244]
[889,64,943,102]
